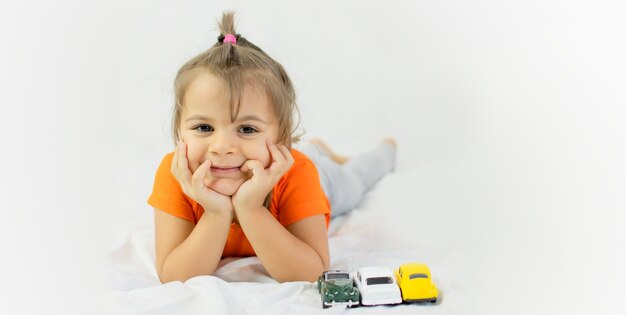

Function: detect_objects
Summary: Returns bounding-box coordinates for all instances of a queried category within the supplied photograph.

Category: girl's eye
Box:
[239,126,258,134]
[194,125,214,133]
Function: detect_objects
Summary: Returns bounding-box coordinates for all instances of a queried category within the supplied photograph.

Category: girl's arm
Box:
[232,141,329,282]
[154,141,235,283]
[235,209,330,282]
[154,208,232,283]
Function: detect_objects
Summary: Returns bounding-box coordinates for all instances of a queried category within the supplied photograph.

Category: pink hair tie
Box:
[223,34,237,44]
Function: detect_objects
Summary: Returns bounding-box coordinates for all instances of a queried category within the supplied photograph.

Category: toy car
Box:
[317,270,360,308]
[394,263,438,303]
[353,267,402,306]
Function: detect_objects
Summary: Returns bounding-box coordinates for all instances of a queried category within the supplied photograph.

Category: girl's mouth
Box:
[210,166,242,174]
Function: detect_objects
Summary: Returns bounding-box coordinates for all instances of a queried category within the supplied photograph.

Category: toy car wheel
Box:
[430,299,437,304]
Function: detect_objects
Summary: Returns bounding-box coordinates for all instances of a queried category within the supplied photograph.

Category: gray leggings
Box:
[297,142,396,217]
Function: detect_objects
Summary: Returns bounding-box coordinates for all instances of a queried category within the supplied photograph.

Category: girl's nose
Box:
[209,132,236,155]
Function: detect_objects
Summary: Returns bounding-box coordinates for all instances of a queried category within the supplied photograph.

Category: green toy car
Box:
[317,270,360,308]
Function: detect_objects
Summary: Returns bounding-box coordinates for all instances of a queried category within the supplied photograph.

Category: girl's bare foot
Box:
[383,137,397,150]
[310,139,350,164]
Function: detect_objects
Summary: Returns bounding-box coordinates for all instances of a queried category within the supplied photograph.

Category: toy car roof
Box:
[357,266,394,279]
[398,263,431,276]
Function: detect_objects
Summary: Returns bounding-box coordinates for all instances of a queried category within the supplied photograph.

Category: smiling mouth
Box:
[210,166,242,174]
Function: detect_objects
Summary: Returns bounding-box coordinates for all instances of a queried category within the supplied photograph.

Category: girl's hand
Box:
[232,140,294,211]
[171,142,234,217]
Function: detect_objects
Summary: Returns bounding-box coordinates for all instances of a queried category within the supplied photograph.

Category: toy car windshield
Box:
[326,273,350,280]
[366,277,393,285]
[409,273,429,279]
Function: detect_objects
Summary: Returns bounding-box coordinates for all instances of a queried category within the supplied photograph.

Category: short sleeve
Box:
[272,150,331,227]
[147,153,196,223]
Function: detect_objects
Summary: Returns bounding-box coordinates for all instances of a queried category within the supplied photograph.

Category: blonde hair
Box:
[171,12,300,147]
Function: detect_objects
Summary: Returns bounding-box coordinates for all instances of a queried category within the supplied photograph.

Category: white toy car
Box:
[353,267,402,306]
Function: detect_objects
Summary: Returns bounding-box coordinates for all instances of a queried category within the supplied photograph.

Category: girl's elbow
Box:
[306,270,323,283]
[275,273,319,283]
[277,264,324,283]
[157,270,186,284]
[306,265,325,282]
[309,256,329,282]
[157,271,172,284]
[157,266,213,284]
[322,257,330,271]
[156,262,178,283]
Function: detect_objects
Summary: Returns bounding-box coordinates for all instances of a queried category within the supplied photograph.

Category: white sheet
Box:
[104,160,626,315]
[3,1,626,314]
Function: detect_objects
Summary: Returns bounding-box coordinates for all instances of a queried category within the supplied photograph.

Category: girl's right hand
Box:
[171,141,234,218]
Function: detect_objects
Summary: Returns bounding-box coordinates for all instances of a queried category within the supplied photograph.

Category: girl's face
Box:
[179,72,279,196]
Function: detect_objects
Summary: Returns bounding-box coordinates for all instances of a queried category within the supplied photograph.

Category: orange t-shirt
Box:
[147,149,330,257]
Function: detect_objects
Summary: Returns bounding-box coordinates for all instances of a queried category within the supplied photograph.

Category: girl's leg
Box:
[342,139,396,195]
[309,139,349,164]
[298,140,396,217]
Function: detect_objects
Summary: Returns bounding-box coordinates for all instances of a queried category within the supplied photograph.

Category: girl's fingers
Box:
[267,139,286,166]
[180,150,194,181]
[171,145,178,172]
[171,142,193,192]
[267,139,285,170]
[171,142,182,171]
[269,144,294,175]
[277,144,294,167]
[192,160,212,191]
[172,142,183,172]
[242,159,264,177]
[178,142,190,172]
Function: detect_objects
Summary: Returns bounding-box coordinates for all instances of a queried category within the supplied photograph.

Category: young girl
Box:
[148,12,397,283]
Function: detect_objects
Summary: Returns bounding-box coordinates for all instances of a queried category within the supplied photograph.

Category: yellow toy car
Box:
[394,263,438,303]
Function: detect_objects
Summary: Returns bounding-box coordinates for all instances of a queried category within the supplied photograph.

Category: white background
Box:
[1,0,625,313]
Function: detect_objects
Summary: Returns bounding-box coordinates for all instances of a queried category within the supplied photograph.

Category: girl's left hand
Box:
[232,139,294,211]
